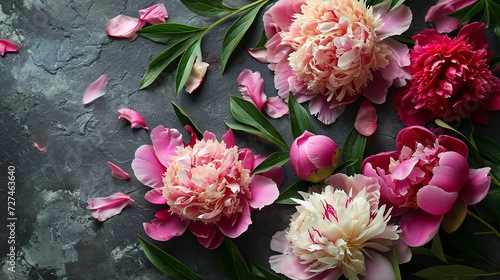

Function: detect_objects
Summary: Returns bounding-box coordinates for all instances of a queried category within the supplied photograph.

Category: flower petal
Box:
[87,193,134,222]
[117,108,149,130]
[392,157,418,181]
[221,129,236,148]
[363,251,397,280]
[82,75,107,104]
[263,96,289,118]
[107,161,131,180]
[441,197,467,233]
[145,188,167,204]
[438,135,469,159]
[428,151,469,192]
[185,58,209,93]
[150,126,184,168]
[143,209,190,241]
[400,209,442,247]
[373,1,412,37]
[131,145,166,188]
[379,38,411,87]
[238,148,255,171]
[460,167,491,205]
[309,95,345,125]
[253,155,285,187]
[360,70,391,104]
[0,39,18,56]
[417,185,459,215]
[189,222,225,249]
[105,15,145,41]
[425,0,476,33]
[246,47,268,63]
[270,231,291,254]
[355,100,378,137]
[139,3,168,25]
[237,69,267,111]
[247,175,279,209]
[216,198,251,238]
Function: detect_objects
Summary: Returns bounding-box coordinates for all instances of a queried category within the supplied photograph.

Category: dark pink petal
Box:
[263,96,289,118]
[425,0,476,33]
[87,193,134,222]
[263,0,306,36]
[184,125,198,147]
[105,15,145,41]
[438,135,469,158]
[441,197,467,233]
[185,58,209,93]
[428,152,470,192]
[150,126,184,168]
[107,161,131,180]
[417,185,459,215]
[363,251,397,280]
[221,129,235,148]
[360,70,391,104]
[373,1,412,37]
[143,209,190,241]
[145,188,167,204]
[216,199,251,238]
[355,99,378,136]
[82,75,107,104]
[131,145,166,188]
[238,148,255,171]
[0,39,18,56]
[457,22,487,50]
[190,222,225,249]
[247,175,279,209]
[396,126,437,152]
[139,3,168,25]
[400,209,442,247]
[460,167,491,205]
[245,47,268,63]
[203,131,216,141]
[117,108,149,130]
[253,155,284,187]
[238,69,267,111]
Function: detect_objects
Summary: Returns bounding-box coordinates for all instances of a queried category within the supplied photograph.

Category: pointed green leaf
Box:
[252,151,290,175]
[229,95,290,150]
[171,101,203,140]
[138,235,204,280]
[217,239,255,280]
[342,128,367,176]
[221,1,268,73]
[175,37,202,95]
[288,93,312,139]
[179,0,236,17]
[250,262,285,280]
[480,192,500,225]
[225,121,273,142]
[431,232,447,263]
[391,246,402,280]
[333,159,358,174]
[475,135,500,166]
[413,265,488,280]
[388,0,406,13]
[447,0,485,24]
[490,56,500,69]
[137,23,207,45]
[440,220,491,262]
[249,28,268,50]
[275,180,313,205]
[366,0,386,6]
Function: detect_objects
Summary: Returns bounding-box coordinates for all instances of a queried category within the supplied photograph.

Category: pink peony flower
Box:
[362,126,491,247]
[269,173,406,280]
[0,39,18,56]
[425,0,476,33]
[87,193,134,222]
[132,126,284,249]
[290,131,341,183]
[263,0,412,124]
[392,23,500,126]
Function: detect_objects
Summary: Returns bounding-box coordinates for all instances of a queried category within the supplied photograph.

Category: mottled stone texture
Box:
[0,1,499,280]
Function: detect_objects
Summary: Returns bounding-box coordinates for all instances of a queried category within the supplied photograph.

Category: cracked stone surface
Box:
[1,1,500,280]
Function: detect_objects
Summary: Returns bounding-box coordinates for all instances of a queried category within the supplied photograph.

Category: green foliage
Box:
[217,239,255,280]
[288,93,312,139]
[413,265,489,280]
[179,0,236,17]
[170,101,203,139]
[252,151,290,175]
[342,128,367,176]
[446,0,500,42]
[275,180,313,205]
[137,23,207,45]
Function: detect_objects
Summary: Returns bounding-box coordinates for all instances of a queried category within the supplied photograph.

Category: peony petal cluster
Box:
[132,126,284,249]
[362,126,491,247]
[425,0,476,33]
[263,0,412,124]
[270,173,405,280]
[392,22,500,126]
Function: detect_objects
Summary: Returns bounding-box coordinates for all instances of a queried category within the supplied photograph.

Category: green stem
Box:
[467,210,500,239]
[206,0,269,31]
[475,231,496,236]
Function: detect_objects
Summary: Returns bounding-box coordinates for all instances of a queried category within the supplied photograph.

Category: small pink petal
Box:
[117,108,149,130]
[150,126,184,168]
[202,131,217,141]
[184,125,198,147]
[105,15,145,41]
[363,251,397,280]
[216,199,251,238]
[373,1,412,37]
[417,185,459,215]
[354,100,378,136]
[238,148,255,170]
[131,145,166,188]
[143,209,190,241]
[460,167,491,205]
[392,157,418,180]
[139,3,168,25]
[185,58,209,93]
[189,222,225,249]
[247,175,279,209]
[263,96,289,118]
[145,188,167,204]
[0,39,18,56]
[309,95,345,125]
[237,69,267,111]
[400,209,442,247]
[87,193,134,222]
[221,129,236,148]
[245,47,268,63]
[107,162,131,180]
[82,75,108,104]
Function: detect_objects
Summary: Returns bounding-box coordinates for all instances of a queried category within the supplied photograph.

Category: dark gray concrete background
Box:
[1,0,499,279]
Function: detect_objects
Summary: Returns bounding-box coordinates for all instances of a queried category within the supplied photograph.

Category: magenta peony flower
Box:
[132,126,284,249]
[269,173,409,280]
[362,126,491,247]
[263,0,412,124]
[425,0,476,33]
[290,131,341,183]
[392,23,500,126]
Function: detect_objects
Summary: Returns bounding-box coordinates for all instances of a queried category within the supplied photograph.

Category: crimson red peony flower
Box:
[392,22,500,125]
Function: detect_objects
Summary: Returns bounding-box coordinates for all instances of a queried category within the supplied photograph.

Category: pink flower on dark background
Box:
[392,22,500,126]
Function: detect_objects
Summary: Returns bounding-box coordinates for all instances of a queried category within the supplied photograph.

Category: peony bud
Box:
[290,131,341,183]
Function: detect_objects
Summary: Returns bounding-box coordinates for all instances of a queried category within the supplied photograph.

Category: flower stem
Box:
[206,0,269,31]
[475,231,496,236]
[467,210,500,239]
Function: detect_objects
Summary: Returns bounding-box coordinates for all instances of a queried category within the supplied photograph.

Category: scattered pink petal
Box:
[106,15,145,41]
[355,99,378,136]
[237,69,267,110]
[245,47,268,63]
[139,3,168,25]
[87,193,134,222]
[185,58,209,93]
[30,131,47,152]
[107,161,131,180]
[263,96,288,118]
[0,39,18,56]
[83,75,108,104]
[117,108,149,130]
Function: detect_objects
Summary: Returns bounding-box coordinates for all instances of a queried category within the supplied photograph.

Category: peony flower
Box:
[425,0,476,33]
[132,126,284,249]
[0,39,18,56]
[263,0,412,124]
[269,173,404,280]
[362,126,491,247]
[392,23,500,126]
[290,131,341,183]
[82,75,107,104]
[87,193,134,222]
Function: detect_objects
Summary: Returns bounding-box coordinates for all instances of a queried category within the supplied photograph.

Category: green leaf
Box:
[490,56,500,69]
[475,135,500,166]
[138,235,204,280]
[447,0,485,24]
[249,28,268,50]
[217,239,255,280]
[179,0,236,17]
[275,180,313,205]
[171,101,203,140]
[391,246,402,280]
[413,265,489,280]
[440,220,491,262]
[342,128,367,176]
[388,0,406,13]
[229,95,290,150]
[288,93,312,139]
[333,159,358,174]
[431,232,447,263]
[366,0,386,6]
[225,121,274,142]
[480,192,500,225]
[252,151,290,175]
[137,23,207,45]
[175,36,202,94]
[220,1,267,73]
[250,262,285,280]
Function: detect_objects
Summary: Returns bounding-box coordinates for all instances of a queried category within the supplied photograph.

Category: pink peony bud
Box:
[290,131,341,183]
